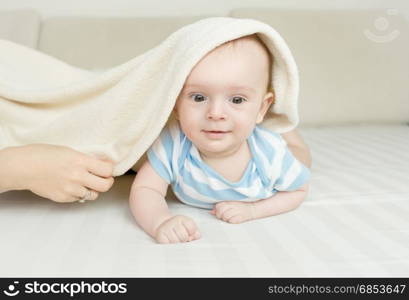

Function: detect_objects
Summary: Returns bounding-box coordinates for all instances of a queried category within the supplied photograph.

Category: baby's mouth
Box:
[202,130,232,139]
[202,130,231,134]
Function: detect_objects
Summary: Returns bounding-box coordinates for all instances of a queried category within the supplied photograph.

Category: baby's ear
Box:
[256,92,274,124]
[173,107,179,120]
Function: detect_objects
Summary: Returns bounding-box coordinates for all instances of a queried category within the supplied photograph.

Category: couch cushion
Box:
[230,9,409,126]
[38,16,216,70]
[0,9,41,48]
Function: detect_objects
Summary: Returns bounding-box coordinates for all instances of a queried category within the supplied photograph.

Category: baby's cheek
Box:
[179,124,201,145]
[234,123,254,141]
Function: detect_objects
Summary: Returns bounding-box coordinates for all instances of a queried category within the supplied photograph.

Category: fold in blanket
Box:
[0,17,299,176]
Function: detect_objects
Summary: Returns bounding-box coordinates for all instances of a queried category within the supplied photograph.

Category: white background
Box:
[1,0,408,19]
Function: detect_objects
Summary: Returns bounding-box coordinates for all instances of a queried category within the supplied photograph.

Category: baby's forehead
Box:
[184,34,272,90]
[205,35,272,76]
[215,35,268,56]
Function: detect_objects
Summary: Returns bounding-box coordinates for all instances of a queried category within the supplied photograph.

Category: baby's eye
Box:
[230,96,247,104]
[190,93,206,102]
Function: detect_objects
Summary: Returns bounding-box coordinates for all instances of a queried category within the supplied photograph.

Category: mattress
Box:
[0,124,408,277]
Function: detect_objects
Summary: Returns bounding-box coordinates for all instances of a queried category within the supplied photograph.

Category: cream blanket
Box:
[0,17,299,176]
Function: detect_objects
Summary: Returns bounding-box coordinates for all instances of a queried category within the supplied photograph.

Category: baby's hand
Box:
[154,215,201,244]
[211,201,255,224]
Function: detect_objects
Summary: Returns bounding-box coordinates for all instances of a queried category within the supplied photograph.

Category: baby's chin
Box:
[195,141,245,159]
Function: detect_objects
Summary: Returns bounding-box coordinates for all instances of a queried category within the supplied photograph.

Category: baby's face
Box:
[174,38,273,158]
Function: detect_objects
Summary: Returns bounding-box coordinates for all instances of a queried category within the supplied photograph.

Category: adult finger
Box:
[74,186,99,202]
[82,172,114,193]
[85,154,115,178]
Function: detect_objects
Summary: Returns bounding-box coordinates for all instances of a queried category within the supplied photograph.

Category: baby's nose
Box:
[206,101,227,120]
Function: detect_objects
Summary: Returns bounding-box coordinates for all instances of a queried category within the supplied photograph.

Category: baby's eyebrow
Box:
[184,83,256,93]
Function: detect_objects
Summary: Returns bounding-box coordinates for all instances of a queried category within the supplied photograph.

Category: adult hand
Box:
[1,144,115,203]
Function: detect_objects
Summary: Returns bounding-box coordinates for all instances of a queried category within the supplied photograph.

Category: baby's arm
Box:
[129,160,201,243]
[211,184,309,223]
[281,129,312,168]
[213,129,311,224]
[252,183,309,218]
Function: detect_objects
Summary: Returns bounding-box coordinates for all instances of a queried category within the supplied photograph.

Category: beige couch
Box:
[0,9,408,277]
[2,8,408,126]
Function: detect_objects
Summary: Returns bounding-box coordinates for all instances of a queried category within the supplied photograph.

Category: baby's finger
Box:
[192,231,201,240]
[216,206,233,220]
[212,202,232,215]
[182,218,198,236]
[221,209,237,222]
[214,204,225,219]
[228,215,244,224]
[166,228,180,244]
[187,230,201,242]
[156,232,170,244]
[174,225,189,242]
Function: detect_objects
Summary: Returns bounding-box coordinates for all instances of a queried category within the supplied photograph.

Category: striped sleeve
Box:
[274,142,311,192]
[146,126,175,184]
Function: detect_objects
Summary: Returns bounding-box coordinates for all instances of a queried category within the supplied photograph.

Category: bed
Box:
[1,124,408,277]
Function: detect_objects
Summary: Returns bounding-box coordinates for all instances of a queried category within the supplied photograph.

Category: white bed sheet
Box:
[0,124,408,277]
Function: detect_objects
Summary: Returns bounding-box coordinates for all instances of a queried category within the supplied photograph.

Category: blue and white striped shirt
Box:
[147,120,310,209]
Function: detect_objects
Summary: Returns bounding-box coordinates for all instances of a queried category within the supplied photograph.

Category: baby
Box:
[129,34,310,244]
